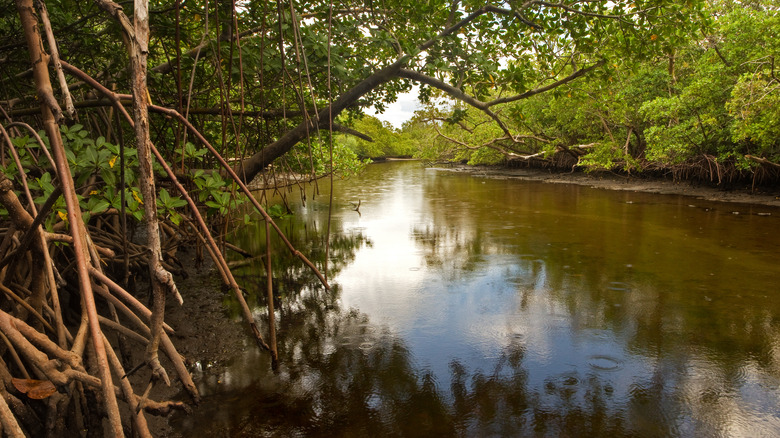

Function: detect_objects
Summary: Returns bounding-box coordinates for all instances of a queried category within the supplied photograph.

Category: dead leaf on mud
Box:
[12,378,57,399]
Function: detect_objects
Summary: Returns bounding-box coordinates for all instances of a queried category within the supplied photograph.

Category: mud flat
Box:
[435,166,780,208]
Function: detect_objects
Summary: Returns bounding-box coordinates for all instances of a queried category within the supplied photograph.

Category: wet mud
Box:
[437,165,780,207]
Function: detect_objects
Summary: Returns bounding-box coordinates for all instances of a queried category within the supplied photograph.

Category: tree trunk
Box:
[131,0,170,385]
[233,61,404,183]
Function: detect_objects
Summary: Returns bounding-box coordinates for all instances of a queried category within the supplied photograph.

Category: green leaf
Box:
[170,197,188,208]
[90,200,110,215]
[159,188,172,204]
[100,168,116,186]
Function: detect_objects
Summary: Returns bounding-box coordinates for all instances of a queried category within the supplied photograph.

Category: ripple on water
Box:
[587,354,623,371]
[607,282,631,292]
[544,371,581,394]
[542,315,569,334]
[357,324,377,335]
[582,329,612,342]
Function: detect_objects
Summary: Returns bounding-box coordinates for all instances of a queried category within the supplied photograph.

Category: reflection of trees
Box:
[176,163,780,436]
[173,243,779,437]
[172,294,725,437]
[413,171,780,379]
[227,214,371,308]
[172,292,459,436]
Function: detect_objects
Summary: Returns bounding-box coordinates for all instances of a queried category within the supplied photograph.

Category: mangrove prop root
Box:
[1,118,196,432]
[0,2,350,433]
[14,0,124,432]
[0,392,25,438]
[60,60,273,351]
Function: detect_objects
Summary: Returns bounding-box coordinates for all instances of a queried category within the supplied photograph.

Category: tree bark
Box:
[131,0,171,386]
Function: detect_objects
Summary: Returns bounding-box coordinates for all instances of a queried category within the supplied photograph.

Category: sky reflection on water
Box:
[173,161,780,437]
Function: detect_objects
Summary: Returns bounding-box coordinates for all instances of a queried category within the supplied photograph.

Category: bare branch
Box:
[429,119,541,160]
[332,124,373,141]
[35,0,75,118]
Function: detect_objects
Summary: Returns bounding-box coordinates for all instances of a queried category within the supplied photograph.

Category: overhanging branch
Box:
[487,59,606,106]
[398,68,514,138]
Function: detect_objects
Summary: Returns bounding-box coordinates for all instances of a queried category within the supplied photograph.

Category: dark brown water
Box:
[172,161,780,437]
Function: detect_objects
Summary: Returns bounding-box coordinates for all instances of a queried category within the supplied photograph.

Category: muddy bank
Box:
[433,166,780,208]
[142,252,252,437]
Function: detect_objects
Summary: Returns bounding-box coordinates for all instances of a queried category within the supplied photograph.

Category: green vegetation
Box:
[335,115,416,159]
[406,1,780,183]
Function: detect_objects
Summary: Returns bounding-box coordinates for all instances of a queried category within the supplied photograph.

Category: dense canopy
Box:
[2,0,735,182]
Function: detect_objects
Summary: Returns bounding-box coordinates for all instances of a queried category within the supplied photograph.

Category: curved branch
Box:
[430,120,539,160]
[487,59,605,106]
[400,60,602,143]
[332,124,373,141]
[398,68,514,137]
[235,4,510,182]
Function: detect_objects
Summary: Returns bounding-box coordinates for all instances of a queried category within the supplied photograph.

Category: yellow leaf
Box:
[89,190,98,195]
[109,155,118,168]
[57,211,68,222]
[132,190,144,205]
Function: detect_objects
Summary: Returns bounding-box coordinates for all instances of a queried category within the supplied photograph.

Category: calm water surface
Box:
[172,161,780,437]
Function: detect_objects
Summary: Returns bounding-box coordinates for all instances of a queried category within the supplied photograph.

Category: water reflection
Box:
[172,161,780,437]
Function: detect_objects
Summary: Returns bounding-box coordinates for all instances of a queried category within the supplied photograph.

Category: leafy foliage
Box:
[411,0,779,176]
[336,116,415,159]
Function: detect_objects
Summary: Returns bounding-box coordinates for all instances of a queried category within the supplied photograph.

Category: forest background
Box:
[0,0,778,435]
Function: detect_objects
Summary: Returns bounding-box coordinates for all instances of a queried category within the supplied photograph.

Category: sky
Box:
[364,85,420,129]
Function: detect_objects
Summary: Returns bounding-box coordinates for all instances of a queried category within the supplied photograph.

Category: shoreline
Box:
[431,165,780,209]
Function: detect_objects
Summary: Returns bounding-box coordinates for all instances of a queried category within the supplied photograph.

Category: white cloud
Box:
[364,85,420,129]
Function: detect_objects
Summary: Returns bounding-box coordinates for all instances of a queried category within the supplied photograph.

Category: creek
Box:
[171,160,780,436]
